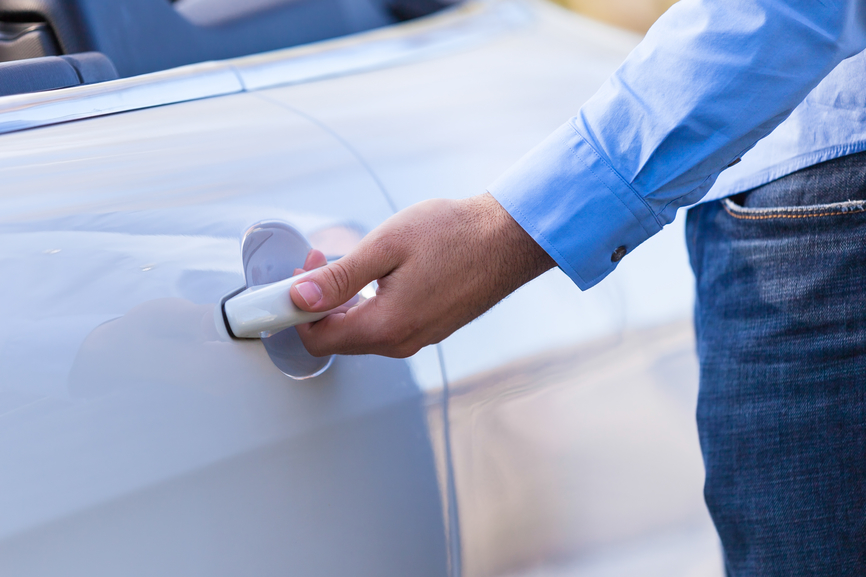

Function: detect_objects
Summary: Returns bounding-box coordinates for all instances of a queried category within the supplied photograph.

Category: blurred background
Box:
[552,0,677,33]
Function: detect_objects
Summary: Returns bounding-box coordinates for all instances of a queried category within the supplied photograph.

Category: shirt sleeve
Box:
[489,0,866,290]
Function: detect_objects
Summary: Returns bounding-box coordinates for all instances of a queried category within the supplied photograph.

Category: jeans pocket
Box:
[722,196,866,220]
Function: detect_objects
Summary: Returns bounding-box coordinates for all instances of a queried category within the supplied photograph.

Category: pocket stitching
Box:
[722,198,866,220]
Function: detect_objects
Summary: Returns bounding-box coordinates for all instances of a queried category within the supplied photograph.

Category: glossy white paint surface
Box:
[0,62,243,135]
[0,93,448,576]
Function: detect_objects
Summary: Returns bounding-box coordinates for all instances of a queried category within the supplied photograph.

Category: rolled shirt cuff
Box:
[488,122,662,290]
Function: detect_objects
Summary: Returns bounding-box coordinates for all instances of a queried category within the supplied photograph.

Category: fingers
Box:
[302,249,328,271]
[290,238,398,313]
[294,249,328,276]
[295,296,421,358]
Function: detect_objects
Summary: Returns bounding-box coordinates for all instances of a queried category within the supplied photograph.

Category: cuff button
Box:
[611,246,627,262]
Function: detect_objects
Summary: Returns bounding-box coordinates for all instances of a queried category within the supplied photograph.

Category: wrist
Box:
[464,192,556,286]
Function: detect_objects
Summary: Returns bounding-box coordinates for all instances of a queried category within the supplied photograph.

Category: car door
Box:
[0,90,453,577]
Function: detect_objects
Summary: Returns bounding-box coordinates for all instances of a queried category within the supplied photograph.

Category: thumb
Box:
[290,243,395,313]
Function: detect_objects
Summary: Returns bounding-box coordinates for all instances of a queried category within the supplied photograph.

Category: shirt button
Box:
[611,246,627,262]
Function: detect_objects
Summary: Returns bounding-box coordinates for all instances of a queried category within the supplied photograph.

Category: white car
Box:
[0,1,719,575]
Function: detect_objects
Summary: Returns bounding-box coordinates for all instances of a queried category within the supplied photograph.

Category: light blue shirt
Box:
[489,0,866,290]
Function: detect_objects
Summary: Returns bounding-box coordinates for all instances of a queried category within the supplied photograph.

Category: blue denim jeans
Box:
[686,151,866,576]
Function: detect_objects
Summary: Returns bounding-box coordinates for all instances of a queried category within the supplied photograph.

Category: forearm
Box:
[492,0,866,289]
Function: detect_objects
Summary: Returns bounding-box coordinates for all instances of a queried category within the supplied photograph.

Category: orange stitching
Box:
[724,205,866,220]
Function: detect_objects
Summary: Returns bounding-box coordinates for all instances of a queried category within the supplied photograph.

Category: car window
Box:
[0,0,455,78]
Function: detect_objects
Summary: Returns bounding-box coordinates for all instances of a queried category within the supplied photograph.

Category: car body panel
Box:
[0,92,450,576]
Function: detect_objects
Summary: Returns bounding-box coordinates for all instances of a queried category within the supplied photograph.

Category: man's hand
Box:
[290,193,555,358]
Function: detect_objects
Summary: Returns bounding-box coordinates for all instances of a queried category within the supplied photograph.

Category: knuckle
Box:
[370,326,402,351]
[386,333,406,348]
[376,323,421,357]
[386,324,412,347]
[394,342,421,359]
[297,327,331,357]
[320,263,353,300]
[297,335,322,357]
[368,232,402,266]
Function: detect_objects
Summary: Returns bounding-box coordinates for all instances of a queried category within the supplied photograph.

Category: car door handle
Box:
[223,268,375,339]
